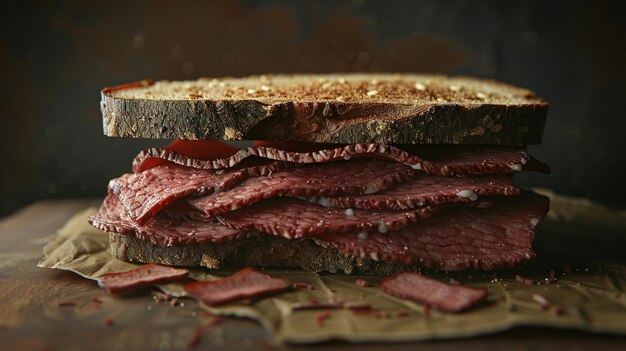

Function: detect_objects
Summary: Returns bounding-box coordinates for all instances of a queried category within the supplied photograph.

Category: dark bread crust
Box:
[109,233,416,275]
[101,74,547,145]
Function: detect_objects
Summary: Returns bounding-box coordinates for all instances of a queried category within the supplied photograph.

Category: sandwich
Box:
[90,74,550,275]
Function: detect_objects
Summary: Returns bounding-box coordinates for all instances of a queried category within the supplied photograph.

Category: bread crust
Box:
[101,74,547,145]
[109,233,416,275]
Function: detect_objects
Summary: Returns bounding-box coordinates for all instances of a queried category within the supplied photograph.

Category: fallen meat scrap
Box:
[97,263,189,294]
[316,311,332,327]
[354,278,369,287]
[184,267,291,306]
[531,293,565,315]
[381,272,487,312]
[515,275,534,286]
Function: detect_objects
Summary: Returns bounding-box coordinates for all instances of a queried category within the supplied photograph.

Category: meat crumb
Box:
[351,309,398,319]
[396,310,410,318]
[423,304,431,319]
[553,305,565,316]
[92,297,103,309]
[104,317,114,327]
[351,309,375,317]
[515,275,534,285]
[187,326,205,350]
[532,293,565,315]
[315,311,332,327]
[292,282,316,290]
[343,302,372,310]
[152,290,175,303]
[328,295,342,305]
[531,293,551,310]
[354,279,369,287]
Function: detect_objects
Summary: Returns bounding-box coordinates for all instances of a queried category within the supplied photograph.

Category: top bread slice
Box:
[100,73,547,145]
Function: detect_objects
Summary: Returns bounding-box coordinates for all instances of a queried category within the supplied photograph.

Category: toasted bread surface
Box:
[101,74,547,145]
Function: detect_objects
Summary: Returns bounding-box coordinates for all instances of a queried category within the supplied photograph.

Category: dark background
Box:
[1,0,625,217]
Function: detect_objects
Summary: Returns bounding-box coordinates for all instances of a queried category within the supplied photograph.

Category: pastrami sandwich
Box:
[90,74,550,274]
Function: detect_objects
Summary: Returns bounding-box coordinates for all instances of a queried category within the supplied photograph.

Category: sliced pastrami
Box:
[401,145,534,176]
[312,191,549,271]
[97,263,189,294]
[307,174,518,210]
[136,140,241,171]
[159,199,212,222]
[111,160,286,225]
[381,272,487,312]
[184,267,291,306]
[132,143,536,176]
[133,143,419,172]
[88,194,248,247]
[188,160,415,216]
[217,198,441,239]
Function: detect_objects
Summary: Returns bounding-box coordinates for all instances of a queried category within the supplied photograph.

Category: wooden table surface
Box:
[1,200,625,351]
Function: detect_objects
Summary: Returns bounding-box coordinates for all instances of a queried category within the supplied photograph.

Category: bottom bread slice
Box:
[109,232,416,275]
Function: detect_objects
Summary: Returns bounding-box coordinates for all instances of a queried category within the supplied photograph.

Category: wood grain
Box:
[0,200,624,350]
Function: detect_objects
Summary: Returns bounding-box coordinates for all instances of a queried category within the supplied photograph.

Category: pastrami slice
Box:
[217,198,442,239]
[184,267,291,306]
[88,194,247,247]
[132,143,423,173]
[402,145,531,176]
[97,263,189,294]
[313,191,549,271]
[132,143,538,176]
[381,272,487,312]
[307,174,519,210]
[112,160,285,225]
[188,160,415,216]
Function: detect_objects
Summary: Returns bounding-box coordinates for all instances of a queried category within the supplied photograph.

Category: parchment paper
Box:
[38,190,626,344]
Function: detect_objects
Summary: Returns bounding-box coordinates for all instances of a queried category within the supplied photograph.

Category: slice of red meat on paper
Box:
[188,160,415,216]
[184,267,291,306]
[97,264,189,294]
[381,272,487,312]
[312,191,549,270]
[217,198,442,239]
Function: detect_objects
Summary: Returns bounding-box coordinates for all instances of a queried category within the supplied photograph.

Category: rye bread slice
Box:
[109,233,414,275]
[100,74,547,145]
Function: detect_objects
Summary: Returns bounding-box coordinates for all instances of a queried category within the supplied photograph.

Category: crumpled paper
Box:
[38,190,626,344]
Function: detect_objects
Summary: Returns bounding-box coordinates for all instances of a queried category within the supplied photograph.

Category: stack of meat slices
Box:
[89,141,550,273]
